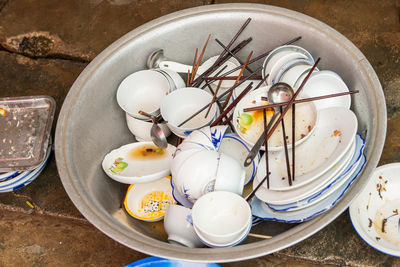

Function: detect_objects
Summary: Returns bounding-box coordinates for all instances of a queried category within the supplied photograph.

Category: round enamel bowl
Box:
[55,4,386,262]
[116,69,171,120]
[160,87,218,138]
[349,163,400,257]
[191,191,252,245]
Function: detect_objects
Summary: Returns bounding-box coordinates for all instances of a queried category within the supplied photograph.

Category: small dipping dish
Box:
[160,87,218,138]
[124,176,176,222]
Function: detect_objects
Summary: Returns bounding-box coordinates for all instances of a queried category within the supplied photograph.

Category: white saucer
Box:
[102,142,176,184]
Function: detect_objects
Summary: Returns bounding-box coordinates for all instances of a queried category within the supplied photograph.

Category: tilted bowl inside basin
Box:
[55,4,386,262]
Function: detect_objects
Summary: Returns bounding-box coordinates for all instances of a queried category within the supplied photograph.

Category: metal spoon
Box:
[138,111,168,149]
[243,83,294,167]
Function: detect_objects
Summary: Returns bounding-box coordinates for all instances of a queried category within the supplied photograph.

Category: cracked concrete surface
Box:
[0,0,399,266]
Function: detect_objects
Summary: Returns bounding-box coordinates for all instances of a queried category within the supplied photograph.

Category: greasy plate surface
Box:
[55,4,386,262]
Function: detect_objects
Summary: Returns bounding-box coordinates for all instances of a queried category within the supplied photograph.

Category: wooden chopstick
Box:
[263,108,270,189]
[189,48,198,84]
[177,67,262,127]
[221,51,253,110]
[215,38,253,73]
[244,90,359,113]
[205,80,222,118]
[203,75,263,81]
[280,106,292,186]
[190,34,211,84]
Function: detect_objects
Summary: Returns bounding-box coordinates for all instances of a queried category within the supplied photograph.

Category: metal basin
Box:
[55,4,386,262]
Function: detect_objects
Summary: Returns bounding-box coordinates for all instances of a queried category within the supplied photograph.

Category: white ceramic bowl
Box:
[274,58,315,86]
[349,163,400,257]
[268,52,309,85]
[233,87,318,151]
[160,87,218,138]
[298,70,351,110]
[193,218,252,248]
[164,204,204,248]
[125,113,171,142]
[262,45,314,84]
[191,191,251,245]
[155,68,186,90]
[117,70,171,120]
[173,150,219,203]
[214,153,245,195]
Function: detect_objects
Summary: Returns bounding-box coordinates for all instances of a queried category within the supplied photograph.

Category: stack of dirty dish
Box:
[116,69,186,141]
[230,45,366,222]
[0,96,55,192]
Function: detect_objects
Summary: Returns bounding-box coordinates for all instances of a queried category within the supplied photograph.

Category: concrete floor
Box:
[0,0,399,266]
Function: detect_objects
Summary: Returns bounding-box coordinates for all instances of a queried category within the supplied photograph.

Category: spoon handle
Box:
[244,112,278,167]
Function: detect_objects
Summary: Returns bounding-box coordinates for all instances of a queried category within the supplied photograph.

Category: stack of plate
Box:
[0,142,52,193]
[0,96,55,192]
[249,46,366,223]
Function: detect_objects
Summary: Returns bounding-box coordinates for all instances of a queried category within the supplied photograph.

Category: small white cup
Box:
[214,153,245,196]
[117,70,171,120]
[125,113,171,142]
[191,191,252,245]
[160,87,218,138]
[163,204,203,248]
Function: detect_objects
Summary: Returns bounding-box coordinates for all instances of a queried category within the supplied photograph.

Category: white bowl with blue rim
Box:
[262,45,314,85]
[349,163,400,257]
[251,153,366,223]
[273,58,316,86]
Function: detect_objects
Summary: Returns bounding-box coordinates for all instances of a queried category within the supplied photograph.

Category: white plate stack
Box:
[241,45,367,223]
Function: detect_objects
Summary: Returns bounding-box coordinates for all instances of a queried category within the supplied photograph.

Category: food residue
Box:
[376,237,381,241]
[332,130,342,137]
[368,218,372,228]
[136,191,175,219]
[381,218,387,233]
[0,108,6,116]
[128,145,166,160]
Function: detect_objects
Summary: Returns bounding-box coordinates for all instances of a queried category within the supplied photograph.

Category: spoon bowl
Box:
[243,83,294,167]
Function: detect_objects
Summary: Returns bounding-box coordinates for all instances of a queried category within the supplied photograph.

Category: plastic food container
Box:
[0,96,55,172]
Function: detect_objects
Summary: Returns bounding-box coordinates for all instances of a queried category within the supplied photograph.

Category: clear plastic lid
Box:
[0,95,55,172]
